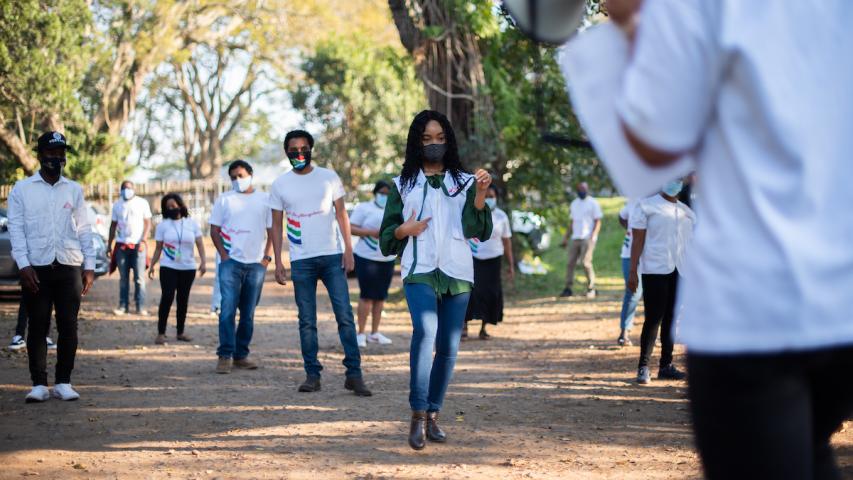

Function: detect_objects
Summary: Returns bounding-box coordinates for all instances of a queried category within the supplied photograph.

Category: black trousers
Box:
[158,267,196,335]
[22,263,82,386]
[638,270,678,368]
[688,346,853,480]
[14,298,54,337]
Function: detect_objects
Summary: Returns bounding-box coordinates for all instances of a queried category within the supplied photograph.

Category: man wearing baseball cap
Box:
[6,131,96,402]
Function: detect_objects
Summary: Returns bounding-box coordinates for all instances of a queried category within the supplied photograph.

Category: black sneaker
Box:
[559,288,573,298]
[658,364,686,380]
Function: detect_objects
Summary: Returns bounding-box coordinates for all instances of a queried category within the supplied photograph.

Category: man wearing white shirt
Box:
[560,0,853,476]
[108,180,152,315]
[560,182,602,298]
[7,131,96,403]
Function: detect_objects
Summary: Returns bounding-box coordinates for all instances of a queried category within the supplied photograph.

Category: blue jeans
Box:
[620,257,643,331]
[405,283,469,412]
[291,254,362,379]
[117,245,146,311]
[211,252,221,311]
[216,258,265,359]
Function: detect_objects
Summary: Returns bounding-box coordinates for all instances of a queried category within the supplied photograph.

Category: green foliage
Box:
[292,37,426,190]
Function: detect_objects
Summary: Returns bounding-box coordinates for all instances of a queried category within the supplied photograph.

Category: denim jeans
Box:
[216,258,265,360]
[405,282,469,412]
[291,254,362,379]
[620,257,643,331]
[116,245,146,311]
[210,252,221,311]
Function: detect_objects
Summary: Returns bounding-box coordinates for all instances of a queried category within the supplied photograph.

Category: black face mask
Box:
[422,143,447,163]
[41,156,64,175]
[164,208,181,220]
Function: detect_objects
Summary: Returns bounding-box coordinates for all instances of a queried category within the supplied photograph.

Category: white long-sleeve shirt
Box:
[8,173,96,270]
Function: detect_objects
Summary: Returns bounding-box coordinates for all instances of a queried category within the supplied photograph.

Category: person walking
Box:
[270,130,372,396]
[628,183,695,384]
[379,110,492,450]
[108,180,152,315]
[617,198,642,346]
[350,180,397,348]
[463,184,514,340]
[209,160,272,374]
[7,131,96,402]
[148,193,207,345]
[560,182,602,298]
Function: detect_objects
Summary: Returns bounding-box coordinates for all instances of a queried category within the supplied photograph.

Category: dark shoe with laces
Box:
[658,364,686,380]
[426,411,447,443]
[298,376,321,392]
[344,376,372,397]
[409,411,427,450]
[559,288,573,298]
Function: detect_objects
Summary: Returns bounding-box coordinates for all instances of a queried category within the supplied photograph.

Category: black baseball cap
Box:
[35,131,75,154]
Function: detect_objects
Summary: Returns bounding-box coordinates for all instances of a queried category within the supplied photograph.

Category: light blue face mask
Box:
[121,188,134,201]
[662,180,684,197]
[375,193,388,208]
[485,198,497,210]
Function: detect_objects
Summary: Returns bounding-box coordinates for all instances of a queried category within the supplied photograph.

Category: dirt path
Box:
[0,261,850,479]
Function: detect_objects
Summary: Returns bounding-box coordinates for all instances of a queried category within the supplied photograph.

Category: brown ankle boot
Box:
[409,411,427,450]
[426,411,446,443]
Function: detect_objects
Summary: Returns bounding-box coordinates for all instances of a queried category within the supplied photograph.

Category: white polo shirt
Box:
[561,0,853,353]
[569,196,602,240]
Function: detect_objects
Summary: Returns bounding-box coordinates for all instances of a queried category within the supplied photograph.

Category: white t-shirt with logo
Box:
[350,200,395,262]
[209,191,272,264]
[268,166,346,262]
[111,196,152,244]
[570,196,603,240]
[154,218,202,270]
[619,199,640,259]
[629,194,695,275]
[469,207,512,260]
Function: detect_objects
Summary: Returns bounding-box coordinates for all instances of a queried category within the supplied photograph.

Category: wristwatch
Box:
[263,255,272,262]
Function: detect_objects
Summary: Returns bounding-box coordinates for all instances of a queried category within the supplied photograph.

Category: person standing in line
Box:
[560,182,602,298]
[627,181,695,384]
[8,299,56,351]
[617,198,642,346]
[209,160,273,374]
[148,193,207,345]
[108,180,152,316]
[379,110,493,451]
[270,129,372,397]
[350,180,397,348]
[463,184,514,340]
[7,131,96,402]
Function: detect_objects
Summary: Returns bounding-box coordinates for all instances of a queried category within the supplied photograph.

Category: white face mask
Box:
[375,193,388,208]
[121,188,135,200]
[485,198,497,210]
[232,176,253,193]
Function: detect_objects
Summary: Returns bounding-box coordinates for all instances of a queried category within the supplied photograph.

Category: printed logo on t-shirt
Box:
[623,233,631,249]
[362,236,379,251]
[220,231,232,252]
[468,238,480,254]
[287,217,302,245]
[63,202,72,209]
[163,242,178,260]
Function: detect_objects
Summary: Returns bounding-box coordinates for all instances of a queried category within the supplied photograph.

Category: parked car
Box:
[0,207,108,294]
[87,203,111,240]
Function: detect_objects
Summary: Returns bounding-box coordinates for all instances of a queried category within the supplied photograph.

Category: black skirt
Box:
[465,256,504,325]
[355,254,395,300]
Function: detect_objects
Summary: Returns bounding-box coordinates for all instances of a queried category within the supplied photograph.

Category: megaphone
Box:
[502,0,587,45]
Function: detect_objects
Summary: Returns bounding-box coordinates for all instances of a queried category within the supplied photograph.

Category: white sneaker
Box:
[113,308,127,316]
[138,309,149,316]
[356,333,367,348]
[25,385,50,403]
[46,337,57,350]
[9,335,25,351]
[367,332,393,345]
[209,308,220,318]
[52,383,80,401]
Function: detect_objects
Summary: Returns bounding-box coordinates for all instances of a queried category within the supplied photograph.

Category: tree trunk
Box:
[0,122,38,174]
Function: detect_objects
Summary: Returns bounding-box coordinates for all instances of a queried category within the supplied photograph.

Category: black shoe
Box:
[409,411,427,450]
[298,376,321,392]
[426,411,447,443]
[559,288,573,298]
[344,376,373,397]
[658,364,686,380]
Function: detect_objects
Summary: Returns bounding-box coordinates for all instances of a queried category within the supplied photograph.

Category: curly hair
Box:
[399,110,468,193]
